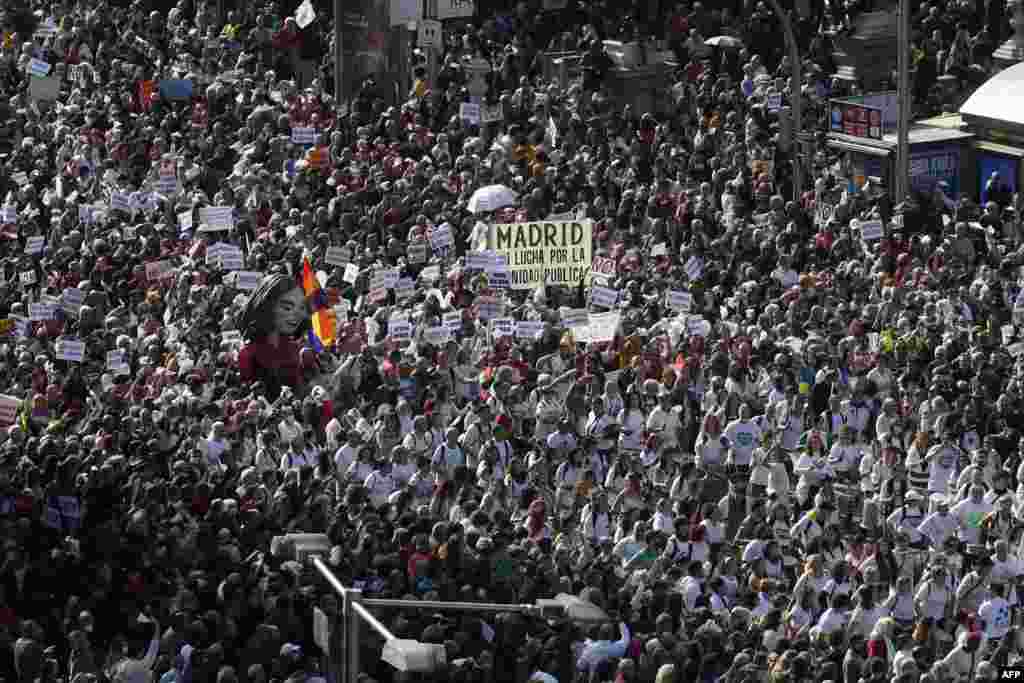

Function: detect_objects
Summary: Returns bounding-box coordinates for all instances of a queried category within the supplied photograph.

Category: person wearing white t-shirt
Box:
[812,592,850,638]
[914,564,953,622]
[364,466,397,508]
[989,541,1024,607]
[951,484,994,546]
[925,433,962,495]
[917,496,959,548]
[646,390,685,452]
[978,582,1012,641]
[723,405,763,467]
[678,562,705,611]
[333,432,364,472]
[827,426,864,475]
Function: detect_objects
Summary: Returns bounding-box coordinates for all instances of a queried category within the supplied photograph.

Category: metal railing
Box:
[311,556,563,683]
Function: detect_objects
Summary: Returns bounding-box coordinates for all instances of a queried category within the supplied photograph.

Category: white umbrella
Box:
[467,184,518,214]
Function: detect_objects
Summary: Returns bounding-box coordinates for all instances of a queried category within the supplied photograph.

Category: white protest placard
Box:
[684,256,704,281]
[686,316,711,338]
[1002,324,1016,346]
[0,395,19,425]
[466,251,495,270]
[667,290,692,313]
[24,236,44,255]
[219,247,244,271]
[10,172,28,187]
[388,320,413,343]
[423,326,449,346]
[515,320,545,340]
[20,270,36,286]
[199,206,234,230]
[395,277,415,300]
[343,263,360,284]
[372,267,399,290]
[443,311,462,334]
[291,127,318,145]
[766,92,782,111]
[592,255,617,278]
[485,253,508,274]
[222,330,243,345]
[29,303,56,321]
[77,205,96,224]
[145,260,175,281]
[178,210,193,232]
[460,103,481,125]
[418,18,442,49]
[650,243,668,258]
[481,102,503,124]
[294,0,317,27]
[107,350,129,375]
[430,224,454,252]
[1,205,16,224]
[56,338,85,362]
[489,219,592,289]
[590,285,618,309]
[62,288,84,313]
[588,312,621,344]
[123,225,137,241]
[27,58,51,77]
[420,264,441,282]
[561,308,590,330]
[234,271,262,291]
[155,156,178,195]
[477,295,503,320]
[111,192,132,213]
[860,220,884,241]
[489,270,511,290]
[491,317,514,338]
[368,287,388,304]
[325,246,351,267]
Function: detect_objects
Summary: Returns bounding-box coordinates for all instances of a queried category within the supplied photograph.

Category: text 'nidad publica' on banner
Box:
[488,220,593,289]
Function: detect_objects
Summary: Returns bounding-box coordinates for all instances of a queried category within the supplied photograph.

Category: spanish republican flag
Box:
[311,308,337,348]
[301,257,318,298]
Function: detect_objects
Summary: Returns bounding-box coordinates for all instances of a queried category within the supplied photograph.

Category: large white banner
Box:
[488,220,592,290]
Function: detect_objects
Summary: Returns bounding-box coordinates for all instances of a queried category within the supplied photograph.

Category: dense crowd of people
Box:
[2,0,1024,682]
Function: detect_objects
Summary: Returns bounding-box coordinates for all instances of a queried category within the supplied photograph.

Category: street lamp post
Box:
[896,0,911,200]
[765,0,803,202]
[334,0,344,104]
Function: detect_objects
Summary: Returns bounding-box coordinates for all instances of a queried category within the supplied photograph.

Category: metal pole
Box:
[333,0,344,104]
[896,0,910,200]
[344,588,362,683]
[363,598,541,613]
[352,601,399,640]
[766,0,803,202]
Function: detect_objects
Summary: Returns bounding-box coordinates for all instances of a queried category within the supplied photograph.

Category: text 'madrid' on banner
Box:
[488,220,593,290]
